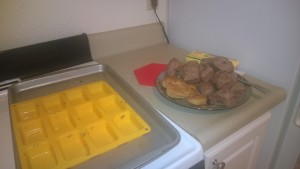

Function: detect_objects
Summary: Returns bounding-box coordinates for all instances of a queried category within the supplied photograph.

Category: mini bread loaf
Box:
[185,94,207,106]
[162,76,197,99]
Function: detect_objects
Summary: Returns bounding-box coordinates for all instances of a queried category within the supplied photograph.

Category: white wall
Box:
[168,0,300,169]
[0,0,168,51]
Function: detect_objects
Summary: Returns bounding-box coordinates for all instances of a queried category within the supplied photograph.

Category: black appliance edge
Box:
[0,33,92,82]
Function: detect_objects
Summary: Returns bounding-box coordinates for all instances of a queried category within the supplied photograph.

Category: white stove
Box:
[143,108,204,169]
[0,33,204,169]
[0,90,16,169]
[0,89,204,169]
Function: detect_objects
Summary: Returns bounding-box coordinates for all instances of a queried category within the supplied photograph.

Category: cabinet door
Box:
[205,112,271,169]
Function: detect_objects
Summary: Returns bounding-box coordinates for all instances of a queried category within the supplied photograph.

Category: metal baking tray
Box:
[8,63,180,169]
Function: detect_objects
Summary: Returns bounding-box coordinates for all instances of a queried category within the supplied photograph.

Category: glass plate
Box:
[156,71,252,110]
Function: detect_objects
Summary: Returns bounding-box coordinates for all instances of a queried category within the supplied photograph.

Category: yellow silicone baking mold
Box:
[10,81,151,169]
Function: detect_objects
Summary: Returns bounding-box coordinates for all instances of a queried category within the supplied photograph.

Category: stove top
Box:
[0,34,203,169]
[0,89,204,169]
[0,64,203,169]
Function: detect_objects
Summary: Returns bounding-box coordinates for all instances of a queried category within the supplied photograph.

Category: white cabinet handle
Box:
[212,159,226,169]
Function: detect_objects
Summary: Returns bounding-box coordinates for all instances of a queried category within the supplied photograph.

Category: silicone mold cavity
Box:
[26,143,57,169]
[87,121,118,147]
[42,94,64,113]
[49,110,74,134]
[14,101,39,122]
[86,81,112,98]
[20,119,47,145]
[113,110,144,135]
[75,102,102,124]
[64,88,86,104]
[58,132,88,161]
[98,95,126,114]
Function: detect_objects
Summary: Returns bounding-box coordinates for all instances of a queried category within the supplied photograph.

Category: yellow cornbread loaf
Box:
[186,50,240,69]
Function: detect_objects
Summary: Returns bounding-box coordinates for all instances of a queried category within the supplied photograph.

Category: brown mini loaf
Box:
[185,94,207,106]
[162,76,197,99]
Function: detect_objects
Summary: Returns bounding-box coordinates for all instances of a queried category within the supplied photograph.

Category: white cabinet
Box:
[204,112,271,169]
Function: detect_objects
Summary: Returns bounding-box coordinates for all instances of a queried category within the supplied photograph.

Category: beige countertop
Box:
[94,43,286,150]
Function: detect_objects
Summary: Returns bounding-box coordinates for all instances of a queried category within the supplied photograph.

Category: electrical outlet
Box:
[147,0,158,10]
